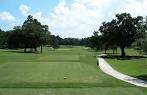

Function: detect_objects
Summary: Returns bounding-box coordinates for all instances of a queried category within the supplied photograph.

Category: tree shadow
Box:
[86,49,97,52]
[135,75,147,81]
[2,49,40,54]
[101,55,147,60]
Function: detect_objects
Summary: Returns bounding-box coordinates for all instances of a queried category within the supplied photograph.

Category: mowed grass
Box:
[0,47,128,87]
[106,48,147,80]
[0,47,146,95]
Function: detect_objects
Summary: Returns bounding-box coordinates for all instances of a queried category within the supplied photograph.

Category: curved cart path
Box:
[97,57,147,87]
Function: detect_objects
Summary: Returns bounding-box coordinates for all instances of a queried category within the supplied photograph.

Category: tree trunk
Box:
[112,48,115,54]
[24,48,26,53]
[30,48,33,52]
[34,47,37,52]
[41,45,42,53]
[116,48,117,54]
[105,48,107,54]
[120,46,125,57]
[113,49,114,54]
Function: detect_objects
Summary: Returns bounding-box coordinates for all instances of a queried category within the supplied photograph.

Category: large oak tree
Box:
[99,13,144,57]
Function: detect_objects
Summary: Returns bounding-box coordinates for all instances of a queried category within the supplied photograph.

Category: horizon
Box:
[0,0,147,38]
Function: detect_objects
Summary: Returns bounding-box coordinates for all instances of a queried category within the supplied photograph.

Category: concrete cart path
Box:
[97,58,147,87]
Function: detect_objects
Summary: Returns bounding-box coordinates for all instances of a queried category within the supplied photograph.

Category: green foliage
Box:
[60,38,80,46]
[99,13,145,57]
[49,35,60,49]
[59,38,90,46]
[0,29,9,48]
[0,15,51,53]
[89,31,102,50]
[133,33,147,54]
[22,15,51,52]
[7,26,24,49]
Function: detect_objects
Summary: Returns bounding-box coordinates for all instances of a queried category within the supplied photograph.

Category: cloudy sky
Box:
[0,0,147,38]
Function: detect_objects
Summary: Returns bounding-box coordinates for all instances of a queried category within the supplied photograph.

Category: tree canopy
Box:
[99,13,145,57]
[0,15,54,53]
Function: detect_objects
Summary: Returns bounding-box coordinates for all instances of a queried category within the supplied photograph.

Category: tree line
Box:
[56,37,90,46]
[0,15,59,53]
[0,15,90,52]
[0,13,147,56]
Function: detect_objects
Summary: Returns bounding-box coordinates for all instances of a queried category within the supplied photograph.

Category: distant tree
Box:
[49,35,59,49]
[141,38,147,54]
[80,38,90,46]
[56,36,90,46]
[0,29,9,48]
[133,29,147,54]
[60,38,81,46]
[89,31,102,50]
[56,35,63,45]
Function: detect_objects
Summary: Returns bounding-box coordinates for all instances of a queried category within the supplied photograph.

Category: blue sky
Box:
[0,0,59,16]
[0,0,60,29]
[0,0,147,38]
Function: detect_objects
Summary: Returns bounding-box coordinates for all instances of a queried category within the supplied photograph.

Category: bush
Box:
[134,37,147,54]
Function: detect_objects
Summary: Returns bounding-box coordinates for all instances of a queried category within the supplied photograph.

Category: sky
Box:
[0,0,147,38]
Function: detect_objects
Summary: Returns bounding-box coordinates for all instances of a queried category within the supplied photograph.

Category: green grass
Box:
[0,87,146,95]
[107,58,147,80]
[106,48,147,81]
[0,46,146,95]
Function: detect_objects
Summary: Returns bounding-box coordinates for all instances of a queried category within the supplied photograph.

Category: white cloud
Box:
[0,11,16,22]
[34,12,50,25]
[19,4,31,16]
[30,0,147,38]
[0,11,21,30]
[33,0,109,38]
[114,0,147,17]
[1,0,147,37]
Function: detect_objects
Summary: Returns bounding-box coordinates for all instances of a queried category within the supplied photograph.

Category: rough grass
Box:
[107,58,147,81]
[106,48,147,81]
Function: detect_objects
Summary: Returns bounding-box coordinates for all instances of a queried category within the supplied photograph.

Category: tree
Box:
[7,26,24,49]
[99,13,144,57]
[133,32,147,54]
[40,25,51,53]
[89,31,102,50]
[22,15,50,52]
[0,29,9,48]
[80,38,90,46]
[49,35,59,49]
[116,13,144,56]
[0,16,53,51]
[99,20,118,53]
[56,36,90,47]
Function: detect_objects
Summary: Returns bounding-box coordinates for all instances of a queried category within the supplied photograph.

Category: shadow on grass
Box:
[0,82,134,88]
[101,55,147,60]
[135,75,147,81]
[2,49,40,54]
